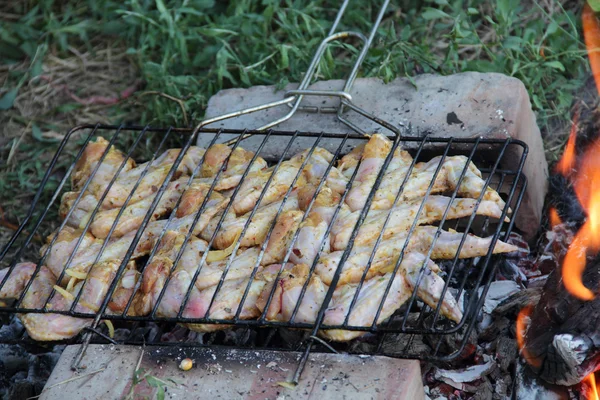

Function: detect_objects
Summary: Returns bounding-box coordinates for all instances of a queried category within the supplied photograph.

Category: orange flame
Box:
[516,305,541,368]
[561,138,600,301]
[549,207,562,229]
[583,3,600,95]
[584,372,599,400]
[557,6,600,302]
[555,116,578,176]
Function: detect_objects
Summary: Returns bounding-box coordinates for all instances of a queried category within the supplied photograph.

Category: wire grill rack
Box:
[1,124,526,375]
[0,0,527,383]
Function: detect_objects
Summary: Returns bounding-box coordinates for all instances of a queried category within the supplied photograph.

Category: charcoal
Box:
[494,337,517,372]
[0,344,63,400]
[478,317,510,342]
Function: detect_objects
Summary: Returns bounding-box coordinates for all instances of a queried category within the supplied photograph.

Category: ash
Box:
[0,316,64,400]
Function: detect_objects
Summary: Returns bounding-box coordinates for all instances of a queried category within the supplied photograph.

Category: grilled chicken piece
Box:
[156,267,265,333]
[98,147,206,209]
[345,135,414,211]
[89,177,190,238]
[256,263,327,324]
[401,253,463,323]
[71,137,135,192]
[337,143,365,179]
[315,227,518,286]
[106,264,139,315]
[297,184,350,224]
[13,261,122,341]
[232,160,303,215]
[133,232,207,316]
[40,226,96,280]
[290,212,329,266]
[296,148,349,194]
[200,144,268,190]
[53,194,225,280]
[320,270,411,341]
[60,146,206,226]
[203,195,299,250]
[368,155,507,211]
[59,191,101,228]
[134,232,261,315]
[331,195,507,251]
[262,210,304,265]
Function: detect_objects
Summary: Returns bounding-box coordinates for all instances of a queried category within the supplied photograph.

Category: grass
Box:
[0,0,590,243]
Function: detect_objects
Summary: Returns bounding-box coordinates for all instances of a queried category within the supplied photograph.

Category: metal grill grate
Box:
[0,124,526,380]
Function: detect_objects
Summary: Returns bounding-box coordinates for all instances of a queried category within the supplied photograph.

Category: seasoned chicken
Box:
[16,261,122,341]
[71,137,135,192]
[98,147,206,209]
[89,177,190,238]
[262,210,304,265]
[40,226,96,280]
[157,268,265,332]
[345,134,414,211]
[200,144,268,190]
[289,212,329,266]
[337,143,365,178]
[320,270,411,341]
[134,232,262,315]
[401,253,462,323]
[331,195,507,251]
[52,194,225,280]
[315,227,518,286]
[296,148,349,194]
[232,159,302,215]
[59,191,101,228]
[366,155,507,211]
[106,263,139,315]
[203,194,299,250]
[297,184,350,225]
[256,263,327,324]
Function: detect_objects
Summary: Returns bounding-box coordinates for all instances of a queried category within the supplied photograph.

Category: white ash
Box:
[478,281,521,314]
[552,334,589,370]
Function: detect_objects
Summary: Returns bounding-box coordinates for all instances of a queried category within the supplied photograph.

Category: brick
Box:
[200,72,548,239]
[41,344,424,400]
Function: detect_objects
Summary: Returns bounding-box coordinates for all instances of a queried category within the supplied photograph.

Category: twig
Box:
[138,91,189,127]
[7,121,31,166]
[26,367,106,399]
[125,347,145,400]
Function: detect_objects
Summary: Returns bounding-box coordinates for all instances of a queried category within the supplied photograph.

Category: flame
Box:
[560,138,600,301]
[516,305,541,368]
[583,3,600,95]
[584,372,599,400]
[557,7,600,302]
[555,115,578,176]
[549,207,562,229]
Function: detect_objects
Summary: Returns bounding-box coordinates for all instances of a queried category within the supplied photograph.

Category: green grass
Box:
[0,0,590,240]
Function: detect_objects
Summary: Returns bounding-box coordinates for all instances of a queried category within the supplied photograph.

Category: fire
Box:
[555,114,577,176]
[549,207,562,229]
[583,372,599,400]
[516,305,541,368]
[556,5,600,302]
[583,3,600,95]
[559,138,600,301]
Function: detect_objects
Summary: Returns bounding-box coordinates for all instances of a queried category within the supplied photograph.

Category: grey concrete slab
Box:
[40,344,424,400]
[199,73,548,238]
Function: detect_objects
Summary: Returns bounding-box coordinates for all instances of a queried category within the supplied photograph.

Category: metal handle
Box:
[194,0,403,138]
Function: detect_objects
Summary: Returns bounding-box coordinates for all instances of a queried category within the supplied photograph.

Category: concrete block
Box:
[40,344,424,400]
[200,73,548,238]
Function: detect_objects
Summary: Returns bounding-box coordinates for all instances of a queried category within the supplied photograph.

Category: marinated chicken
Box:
[1,133,518,342]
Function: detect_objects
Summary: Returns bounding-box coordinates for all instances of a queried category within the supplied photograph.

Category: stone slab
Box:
[40,344,424,400]
[199,73,548,239]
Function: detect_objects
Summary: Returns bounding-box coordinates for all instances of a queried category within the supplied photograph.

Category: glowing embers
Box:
[582,372,599,400]
[515,305,541,368]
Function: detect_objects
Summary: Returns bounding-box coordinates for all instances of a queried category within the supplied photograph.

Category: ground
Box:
[0,0,589,243]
